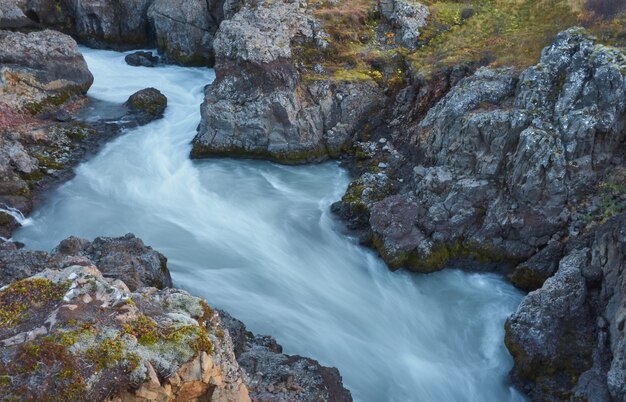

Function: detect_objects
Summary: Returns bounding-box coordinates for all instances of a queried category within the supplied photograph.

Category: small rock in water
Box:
[125,51,160,67]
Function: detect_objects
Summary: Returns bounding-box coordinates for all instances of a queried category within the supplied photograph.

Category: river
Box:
[14,48,526,402]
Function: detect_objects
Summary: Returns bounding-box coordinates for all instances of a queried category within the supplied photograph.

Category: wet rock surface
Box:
[191,0,385,163]
[220,311,353,402]
[125,51,160,67]
[505,212,626,401]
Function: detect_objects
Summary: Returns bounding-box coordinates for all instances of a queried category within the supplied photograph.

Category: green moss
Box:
[85,338,125,370]
[0,278,69,329]
[122,315,159,345]
[157,38,213,67]
[190,143,330,165]
[22,88,78,116]
[33,154,64,171]
[372,238,517,273]
[14,337,87,400]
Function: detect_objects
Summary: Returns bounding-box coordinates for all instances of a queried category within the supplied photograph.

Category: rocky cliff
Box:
[191,0,385,163]
[0,235,352,401]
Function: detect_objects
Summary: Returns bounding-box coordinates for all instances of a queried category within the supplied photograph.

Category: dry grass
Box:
[297,0,626,83]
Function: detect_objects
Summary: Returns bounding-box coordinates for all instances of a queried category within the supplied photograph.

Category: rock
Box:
[338,28,626,275]
[1,234,172,290]
[219,311,353,402]
[377,0,429,50]
[0,264,250,402]
[191,0,385,163]
[505,213,626,400]
[0,29,93,114]
[55,0,155,49]
[125,88,168,124]
[0,0,34,28]
[148,0,231,66]
[125,51,159,67]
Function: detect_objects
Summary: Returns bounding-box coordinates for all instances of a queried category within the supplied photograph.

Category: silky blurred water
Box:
[14,48,526,402]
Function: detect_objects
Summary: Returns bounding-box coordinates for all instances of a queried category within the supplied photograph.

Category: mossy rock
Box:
[125,88,168,117]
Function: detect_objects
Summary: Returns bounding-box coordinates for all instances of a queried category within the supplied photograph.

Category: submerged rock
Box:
[125,50,160,67]
[125,87,168,124]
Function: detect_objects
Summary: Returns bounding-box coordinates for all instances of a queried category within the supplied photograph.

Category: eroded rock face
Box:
[148,0,239,66]
[22,0,156,49]
[505,212,626,401]
[377,0,429,50]
[1,234,172,290]
[0,29,93,113]
[337,28,626,275]
[191,0,385,163]
[220,311,353,402]
[0,264,250,402]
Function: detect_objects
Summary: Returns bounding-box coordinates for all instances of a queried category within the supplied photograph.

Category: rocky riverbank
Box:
[186,0,626,399]
[0,235,352,401]
[0,28,167,240]
[2,0,626,400]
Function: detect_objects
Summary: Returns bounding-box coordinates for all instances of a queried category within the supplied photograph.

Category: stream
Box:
[14,48,526,402]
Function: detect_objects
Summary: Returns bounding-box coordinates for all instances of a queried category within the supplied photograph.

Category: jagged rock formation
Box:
[19,0,155,48]
[505,212,626,401]
[377,0,429,50]
[336,28,626,275]
[220,311,353,402]
[191,0,385,163]
[148,0,240,66]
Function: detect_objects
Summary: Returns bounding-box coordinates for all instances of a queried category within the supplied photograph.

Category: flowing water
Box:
[14,48,526,402]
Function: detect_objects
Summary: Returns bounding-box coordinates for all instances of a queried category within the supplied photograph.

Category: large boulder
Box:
[377,0,429,50]
[505,212,626,401]
[191,0,385,163]
[0,264,250,401]
[0,29,93,114]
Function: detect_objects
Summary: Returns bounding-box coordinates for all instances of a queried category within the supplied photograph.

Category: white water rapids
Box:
[14,48,526,402]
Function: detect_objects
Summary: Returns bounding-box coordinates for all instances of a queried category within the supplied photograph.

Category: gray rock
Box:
[124,87,168,124]
[377,0,429,50]
[192,0,385,163]
[219,310,353,402]
[506,213,626,400]
[0,29,93,112]
[125,50,159,67]
[148,0,230,66]
[0,234,172,291]
[345,29,626,274]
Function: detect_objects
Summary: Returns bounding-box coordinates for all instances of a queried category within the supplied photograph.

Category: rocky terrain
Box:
[0,235,352,401]
[0,27,168,240]
[1,0,626,400]
[186,0,626,399]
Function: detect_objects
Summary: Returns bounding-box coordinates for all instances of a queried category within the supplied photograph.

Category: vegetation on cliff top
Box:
[301,0,626,83]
